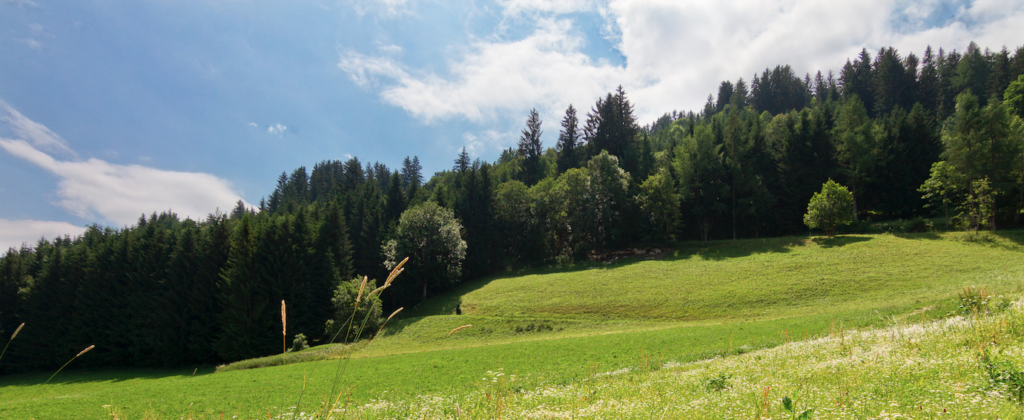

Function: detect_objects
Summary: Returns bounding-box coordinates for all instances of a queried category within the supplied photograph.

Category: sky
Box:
[1,0,1023,250]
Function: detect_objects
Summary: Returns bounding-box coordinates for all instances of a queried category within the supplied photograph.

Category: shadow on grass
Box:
[892,231,944,241]
[0,366,216,387]
[665,236,807,261]
[991,229,1024,246]
[810,235,873,248]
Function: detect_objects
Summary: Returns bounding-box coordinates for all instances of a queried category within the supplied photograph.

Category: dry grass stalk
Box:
[0,322,25,364]
[448,324,473,336]
[366,285,386,299]
[363,258,410,301]
[384,257,409,287]
[45,344,95,384]
[281,300,287,358]
[373,307,403,339]
[355,276,368,304]
[77,344,95,357]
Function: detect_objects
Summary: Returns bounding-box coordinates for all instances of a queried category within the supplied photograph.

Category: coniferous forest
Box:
[3,42,1024,372]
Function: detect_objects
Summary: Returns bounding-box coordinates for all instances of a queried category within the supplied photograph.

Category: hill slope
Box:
[2,231,1023,419]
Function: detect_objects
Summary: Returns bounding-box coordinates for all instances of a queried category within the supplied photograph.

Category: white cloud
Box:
[267,123,287,135]
[0,219,88,252]
[0,101,75,156]
[21,38,43,50]
[377,43,403,55]
[1,0,38,8]
[1,139,249,226]
[499,0,595,16]
[0,102,250,227]
[249,122,258,127]
[340,18,626,122]
[346,0,415,17]
[341,0,1024,127]
[462,130,516,156]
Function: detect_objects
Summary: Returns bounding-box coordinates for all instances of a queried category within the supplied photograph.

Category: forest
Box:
[2,42,1024,372]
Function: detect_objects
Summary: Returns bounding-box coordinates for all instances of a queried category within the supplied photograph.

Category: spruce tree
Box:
[454,147,471,173]
[216,215,273,362]
[556,104,581,174]
[517,108,543,186]
[384,171,406,223]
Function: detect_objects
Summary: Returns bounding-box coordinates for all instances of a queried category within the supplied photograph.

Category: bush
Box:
[804,180,854,237]
[289,333,309,353]
[702,373,731,392]
[983,351,1024,404]
[956,286,991,315]
[324,277,384,343]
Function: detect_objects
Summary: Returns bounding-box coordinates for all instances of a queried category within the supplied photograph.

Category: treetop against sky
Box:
[2,0,1023,249]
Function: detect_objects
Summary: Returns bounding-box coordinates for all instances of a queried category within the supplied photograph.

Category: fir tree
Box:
[517,108,544,186]
[556,104,581,174]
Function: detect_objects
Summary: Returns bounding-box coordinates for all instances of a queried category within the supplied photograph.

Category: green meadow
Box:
[2,231,1024,419]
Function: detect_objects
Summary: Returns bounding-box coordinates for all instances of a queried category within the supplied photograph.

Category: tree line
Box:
[2,42,1023,372]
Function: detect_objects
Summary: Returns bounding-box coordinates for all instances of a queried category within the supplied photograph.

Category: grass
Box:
[345,301,1024,419]
[2,231,1024,418]
[408,232,1024,321]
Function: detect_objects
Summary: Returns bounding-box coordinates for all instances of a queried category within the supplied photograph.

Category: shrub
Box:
[983,351,1024,404]
[289,333,309,353]
[702,373,731,392]
[804,179,854,237]
[956,286,991,315]
[325,277,384,343]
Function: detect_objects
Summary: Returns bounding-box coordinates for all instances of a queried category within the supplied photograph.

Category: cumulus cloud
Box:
[0,102,250,227]
[1,139,249,226]
[340,18,626,122]
[267,123,287,135]
[341,0,1024,127]
[0,219,88,251]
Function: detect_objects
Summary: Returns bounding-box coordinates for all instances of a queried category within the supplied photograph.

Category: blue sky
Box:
[1,0,1022,249]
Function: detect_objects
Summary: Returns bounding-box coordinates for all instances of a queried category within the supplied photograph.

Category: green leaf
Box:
[797,408,814,419]
[782,395,793,412]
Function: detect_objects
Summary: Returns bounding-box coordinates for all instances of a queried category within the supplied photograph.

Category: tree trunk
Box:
[423,282,427,300]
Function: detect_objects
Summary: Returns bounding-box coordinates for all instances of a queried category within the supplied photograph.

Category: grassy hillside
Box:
[406,232,1024,321]
[2,231,1023,419]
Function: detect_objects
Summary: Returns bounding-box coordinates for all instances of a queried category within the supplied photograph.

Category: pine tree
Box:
[839,49,875,117]
[588,86,638,161]
[307,204,352,342]
[454,147,471,173]
[556,104,581,174]
[716,81,734,113]
[153,224,201,366]
[833,95,876,220]
[384,171,406,224]
[216,215,274,362]
[918,46,940,114]
[731,78,750,108]
[191,214,230,364]
[955,42,991,106]
[517,108,544,186]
